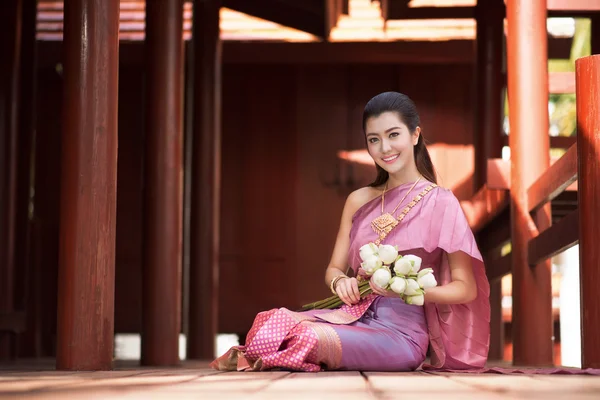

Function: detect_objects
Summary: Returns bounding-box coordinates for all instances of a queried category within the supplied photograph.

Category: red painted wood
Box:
[56,0,119,370]
[141,0,185,366]
[506,0,554,366]
[575,54,600,369]
[188,0,222,360]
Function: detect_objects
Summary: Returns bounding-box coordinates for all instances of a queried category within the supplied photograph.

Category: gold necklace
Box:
[370,177,421,238]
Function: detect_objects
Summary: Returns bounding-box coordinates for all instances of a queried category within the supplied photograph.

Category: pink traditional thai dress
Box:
[211,180,491,372]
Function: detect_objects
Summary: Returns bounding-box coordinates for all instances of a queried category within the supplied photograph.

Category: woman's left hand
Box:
[369,279,394,297]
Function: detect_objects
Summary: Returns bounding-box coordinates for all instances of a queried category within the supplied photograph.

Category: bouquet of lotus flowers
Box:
[301,242,438,311]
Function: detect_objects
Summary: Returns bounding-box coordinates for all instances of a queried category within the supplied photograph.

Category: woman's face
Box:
[365,111,419,176]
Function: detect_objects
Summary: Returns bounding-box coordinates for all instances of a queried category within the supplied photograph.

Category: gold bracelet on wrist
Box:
[330,275,347,295]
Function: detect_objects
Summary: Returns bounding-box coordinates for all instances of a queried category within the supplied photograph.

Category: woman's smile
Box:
[382,154,400,164]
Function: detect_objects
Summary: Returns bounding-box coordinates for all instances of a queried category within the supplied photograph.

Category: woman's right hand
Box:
[335,277,361,306]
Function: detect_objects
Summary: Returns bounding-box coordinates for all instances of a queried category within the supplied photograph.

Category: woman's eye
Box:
[368,138,379,144]
[389,132,400,138]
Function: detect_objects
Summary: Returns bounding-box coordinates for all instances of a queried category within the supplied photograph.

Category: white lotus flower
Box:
[393,257,413,276]
[405,294,425,306]
[361,255,382,275]
[372,267,392,289]
[403,255,423,274]
[359,243,378,262]
[389,277,407,295]
[417,271,437,289]
[404,278,422,296]
[377,244,398,264]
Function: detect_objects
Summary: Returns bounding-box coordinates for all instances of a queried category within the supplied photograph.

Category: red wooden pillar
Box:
[142,0,184,366]
[188,0,222,359]
[506,0,554,366]
[575,55,600,369]
[56,0,120,370]
[0,0,22,359]
[474,0,505,361]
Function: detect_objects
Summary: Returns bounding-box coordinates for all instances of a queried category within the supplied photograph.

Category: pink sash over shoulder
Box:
[348,182,490,370]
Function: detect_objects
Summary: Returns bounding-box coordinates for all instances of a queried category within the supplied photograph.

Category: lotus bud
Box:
[403,255,423,274]
[389,277,407,295]
[361,255,382,275]
[371,267,392,289]
[393,258,413,276]
[404,278,422,296]
[405,294,425,306]
[417,272,437,289]
[377,244,398,265]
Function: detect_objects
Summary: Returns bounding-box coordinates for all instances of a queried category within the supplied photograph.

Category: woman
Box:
[211,91,490,372]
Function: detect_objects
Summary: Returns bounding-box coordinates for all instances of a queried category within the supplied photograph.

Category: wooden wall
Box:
[31,43,475,349]
[218,63,475,333]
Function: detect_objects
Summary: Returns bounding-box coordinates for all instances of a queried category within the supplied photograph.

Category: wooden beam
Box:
[222,40,474,65]
[142,0,184,367]
[502,135,576,149]
[385,3,476,19]
[576,53,600,369]
[548,0,600,13]
[550,71,576,94]
[460,186,509,233]
[223,0,328,38]
[474,0,505,189]
[528,143,578,213]
[487,253,512,283]
[487,159,511,190]
[56,0,119,371]
[188,0,221,360]
[528,209,578,265]
[506,0,554,367]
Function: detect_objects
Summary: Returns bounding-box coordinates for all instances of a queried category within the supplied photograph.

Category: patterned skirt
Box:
[210,295,430,372]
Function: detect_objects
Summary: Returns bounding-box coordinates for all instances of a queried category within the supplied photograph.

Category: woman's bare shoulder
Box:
[344,185,384,215]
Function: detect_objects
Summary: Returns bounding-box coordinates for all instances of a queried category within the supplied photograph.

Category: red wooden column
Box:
[188,0,222,359]
[56,0,120,370]
[474,0,505,361]
[506,0,554,366]
[142,0,184,366]
[0,0,22,359]
[575,55,600,369]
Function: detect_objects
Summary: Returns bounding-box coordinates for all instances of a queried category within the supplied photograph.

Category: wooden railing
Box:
[460,54,600,369]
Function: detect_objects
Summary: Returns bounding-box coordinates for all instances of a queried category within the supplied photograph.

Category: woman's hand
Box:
[335,277,361,306]
[369,278,394,297]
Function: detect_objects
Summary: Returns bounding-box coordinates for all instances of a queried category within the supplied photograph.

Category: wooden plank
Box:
[459,186,508,233]
[222,41,474,65]
[223,0,327,38]
[486,253,511,282]
[528,143,578,213]
[487,159,511,190]
[503,135,576,150]
[548,0,600,12]
[576,54,600,369]
[387,5,476,19]
[528,208,579,265]
[550,71,576,94]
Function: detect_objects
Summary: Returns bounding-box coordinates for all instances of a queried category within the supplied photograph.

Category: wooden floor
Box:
[1,360,600,399]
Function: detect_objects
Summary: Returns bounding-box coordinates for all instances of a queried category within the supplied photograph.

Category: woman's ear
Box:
[413,127,421,146]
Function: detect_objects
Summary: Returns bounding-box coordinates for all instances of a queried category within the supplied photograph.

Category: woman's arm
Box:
[423,250,478,304]
[324,188,374,305]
